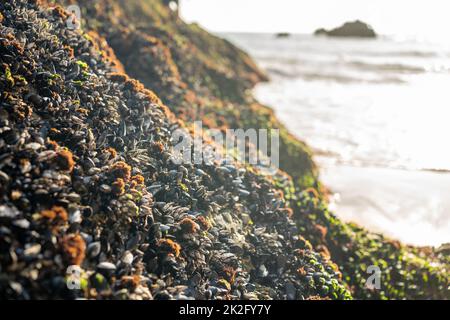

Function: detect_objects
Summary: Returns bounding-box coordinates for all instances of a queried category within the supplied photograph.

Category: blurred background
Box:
[180,0,450,246]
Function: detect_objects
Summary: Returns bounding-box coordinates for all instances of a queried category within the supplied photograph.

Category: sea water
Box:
[223,32,450,246]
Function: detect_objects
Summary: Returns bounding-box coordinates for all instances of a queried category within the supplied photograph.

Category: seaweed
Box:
[179,217,199,234]
[56,149,75,172]
[111,178,126,196]
[157,238,181,257]
[61,234,86,266]
[110,161,132,181]
[40,206,68,232]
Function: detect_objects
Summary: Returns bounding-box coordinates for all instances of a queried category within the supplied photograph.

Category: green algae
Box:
[3,65,15,87]
[76,60,89,70]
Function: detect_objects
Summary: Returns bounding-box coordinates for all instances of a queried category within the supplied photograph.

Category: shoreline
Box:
[320,164,450,247]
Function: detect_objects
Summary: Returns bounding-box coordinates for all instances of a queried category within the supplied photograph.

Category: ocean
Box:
[223,32,450,246]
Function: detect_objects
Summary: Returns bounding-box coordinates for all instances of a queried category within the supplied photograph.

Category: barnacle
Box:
[130,174,145,188]
[105,147,117,159]
[110,161,132,181]
[61,234,86,266]
[157,239,181,257]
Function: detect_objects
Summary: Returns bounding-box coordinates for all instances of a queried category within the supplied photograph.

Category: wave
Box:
[315,155,450,175]
[348,61,426,74]
[420,168,450,174]
[354,50,439,58]
[293,71,406,84]
[265,66,407,84]
[265,66,299,78]
[263,57,426,84]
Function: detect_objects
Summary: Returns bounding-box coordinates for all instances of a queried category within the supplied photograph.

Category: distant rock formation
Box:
[314,20,377,38]
[275,32,291,38]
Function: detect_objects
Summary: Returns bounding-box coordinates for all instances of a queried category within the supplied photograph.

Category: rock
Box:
[0,0,445,302]
[314,20,377,38]
[275,32,290,38]
[436,243,450,255]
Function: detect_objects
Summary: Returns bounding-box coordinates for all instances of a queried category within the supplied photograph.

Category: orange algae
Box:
[110,161,132,181]
[56,149,75,172]
[179,218,199,234]
[111,178,126,196]
[61,234,86,266]
[157,239,181,257]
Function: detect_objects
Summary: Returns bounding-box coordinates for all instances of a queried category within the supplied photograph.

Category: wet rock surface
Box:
[0,1,350,300]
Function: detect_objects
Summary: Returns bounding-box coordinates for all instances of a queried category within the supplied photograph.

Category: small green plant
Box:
[3,65,14,86]
[76,60,89,70]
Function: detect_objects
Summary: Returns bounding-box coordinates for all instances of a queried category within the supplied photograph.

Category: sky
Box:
[180,0,450,39]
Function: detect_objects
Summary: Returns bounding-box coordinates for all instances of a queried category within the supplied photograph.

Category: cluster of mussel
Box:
[0,0,351,300]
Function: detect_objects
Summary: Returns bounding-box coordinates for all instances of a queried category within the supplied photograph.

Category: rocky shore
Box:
[0,0,448,300]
